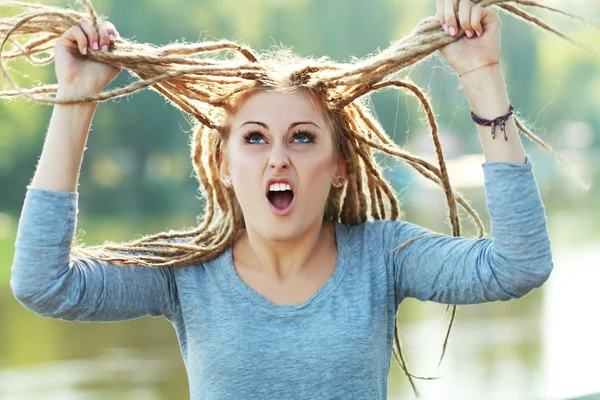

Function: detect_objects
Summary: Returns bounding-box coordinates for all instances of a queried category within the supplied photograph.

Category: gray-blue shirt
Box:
[10,157,553,399]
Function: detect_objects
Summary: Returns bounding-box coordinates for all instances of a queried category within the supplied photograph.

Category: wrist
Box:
[459,64,511,119]
[56,83,101,104]
[458,61,500,79]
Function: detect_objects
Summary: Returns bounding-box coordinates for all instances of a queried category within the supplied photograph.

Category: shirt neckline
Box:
[223,222,349,313]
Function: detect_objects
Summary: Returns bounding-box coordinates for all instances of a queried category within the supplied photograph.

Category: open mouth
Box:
[266,180,295,214]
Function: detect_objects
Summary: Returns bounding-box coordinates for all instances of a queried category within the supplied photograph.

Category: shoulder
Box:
[338,219,429,248]
[162,230,231,269]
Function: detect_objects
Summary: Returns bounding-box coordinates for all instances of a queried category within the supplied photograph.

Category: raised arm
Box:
[438,0,526,166]
[11,19,179,322]
[31,17,121,192]
[381,157,553,307]
[376,1,553,306]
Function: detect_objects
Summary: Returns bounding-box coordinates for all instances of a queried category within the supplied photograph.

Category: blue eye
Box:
[243,132,265,144]
[292,131,316,144]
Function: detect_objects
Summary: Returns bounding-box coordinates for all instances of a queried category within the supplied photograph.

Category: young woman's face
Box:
[222,90,345,242]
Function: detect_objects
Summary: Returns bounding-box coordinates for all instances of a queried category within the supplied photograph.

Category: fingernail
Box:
[449,26,456,36]
[465,30,473,38]
[109,34,115,41]
[102,45,108,52]
[443,23,448,33]
[476,30,482,37]
[82,46,87,55]
[92,42,99,50]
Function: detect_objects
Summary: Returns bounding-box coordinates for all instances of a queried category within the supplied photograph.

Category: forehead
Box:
[231,91,326,128]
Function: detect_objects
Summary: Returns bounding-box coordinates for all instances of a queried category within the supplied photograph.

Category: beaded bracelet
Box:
[471,104,514,141]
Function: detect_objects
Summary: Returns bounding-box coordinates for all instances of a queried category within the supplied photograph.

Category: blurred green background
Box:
[0,0,599,399]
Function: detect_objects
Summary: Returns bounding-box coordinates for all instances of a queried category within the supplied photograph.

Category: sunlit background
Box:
[1,0,599,399]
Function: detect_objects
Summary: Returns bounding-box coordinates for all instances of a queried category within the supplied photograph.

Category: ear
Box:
[219,149,232,187]
[332,154,348,188]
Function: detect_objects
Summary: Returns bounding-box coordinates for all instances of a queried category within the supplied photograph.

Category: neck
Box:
[234,220,335,282]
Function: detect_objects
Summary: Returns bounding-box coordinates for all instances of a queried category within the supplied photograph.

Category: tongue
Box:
[269,191,293,210]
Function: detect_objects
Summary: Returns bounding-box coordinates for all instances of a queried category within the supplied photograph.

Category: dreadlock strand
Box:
[354,148,369,222]
[365,161,381,220]
[353,79,460,235]
[438,305,458,368]
[340,120,401,221]
[408,161,485,237]
[78,0,99,27]
[339,139,361,225]
[497,3,598,55]
[374,184,386,220]
[156,40,259,63]
[3,34,58,63]
[392,323,420,397]
[349,103,482,233]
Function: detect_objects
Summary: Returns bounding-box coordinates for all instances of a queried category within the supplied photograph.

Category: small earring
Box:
[223,178,232,187]
[333,176,345,186]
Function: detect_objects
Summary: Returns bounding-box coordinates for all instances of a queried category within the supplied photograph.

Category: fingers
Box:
[97,25,110,51]
[63,24,89,55]
[104,21,119,42]
[444,0,458,36]
[436,0,446,30]
[470,5,484,37]
[458,0,473,38]
[78,18,99,51]
[438,0,483,38]
[76,18,118,53]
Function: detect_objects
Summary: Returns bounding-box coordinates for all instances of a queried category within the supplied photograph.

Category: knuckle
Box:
[74,29,85,40]
[79,18,92,28]
[78,23,91,35]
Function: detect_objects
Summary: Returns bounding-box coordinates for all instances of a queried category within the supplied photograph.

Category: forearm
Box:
[30,86,98,192]
[460,63,526,165]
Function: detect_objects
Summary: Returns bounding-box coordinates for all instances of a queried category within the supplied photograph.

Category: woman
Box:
[8,0,553,398]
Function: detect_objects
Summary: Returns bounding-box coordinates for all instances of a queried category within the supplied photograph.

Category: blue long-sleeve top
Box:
[10,157,553,399]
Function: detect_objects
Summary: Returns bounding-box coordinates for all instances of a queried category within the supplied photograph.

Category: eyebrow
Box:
[240,121,321,130]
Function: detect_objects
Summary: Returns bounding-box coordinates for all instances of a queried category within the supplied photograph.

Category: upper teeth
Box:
[269,183,292,192]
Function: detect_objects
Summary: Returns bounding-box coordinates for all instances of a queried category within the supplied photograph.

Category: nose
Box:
[268,143,290,170]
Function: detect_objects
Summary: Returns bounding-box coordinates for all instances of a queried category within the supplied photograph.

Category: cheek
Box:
[296,150,337,194]
[227,144,265,175]
[226,146,267,203]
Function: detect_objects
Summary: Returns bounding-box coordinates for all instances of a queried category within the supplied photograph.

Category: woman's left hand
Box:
[437,0,501,77]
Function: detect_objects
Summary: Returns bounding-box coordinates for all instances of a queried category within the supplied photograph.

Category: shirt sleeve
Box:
[378,156,553,307]
[10,187,180,322]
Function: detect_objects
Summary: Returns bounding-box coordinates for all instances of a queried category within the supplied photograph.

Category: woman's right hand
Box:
[54,18,122,96]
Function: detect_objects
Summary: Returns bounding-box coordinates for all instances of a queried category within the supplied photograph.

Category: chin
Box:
[253,216,317,243]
